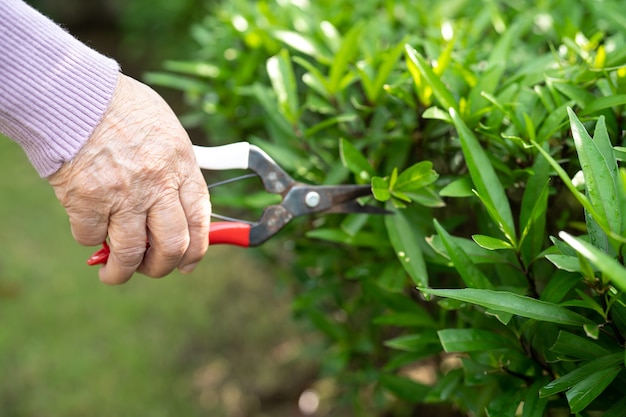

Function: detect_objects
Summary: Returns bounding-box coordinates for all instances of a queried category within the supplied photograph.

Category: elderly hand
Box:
[48,73,211,285]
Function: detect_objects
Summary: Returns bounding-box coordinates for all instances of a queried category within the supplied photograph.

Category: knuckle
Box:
[158,234,190,261]
[112,244,146,267]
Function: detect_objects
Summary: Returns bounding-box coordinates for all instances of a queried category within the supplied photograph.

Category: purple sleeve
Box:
[0,0,120,178]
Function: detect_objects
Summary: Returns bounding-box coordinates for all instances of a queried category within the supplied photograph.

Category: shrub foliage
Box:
[149,0,626,415]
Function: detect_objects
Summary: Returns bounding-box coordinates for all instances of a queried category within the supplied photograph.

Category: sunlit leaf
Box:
[559,232,626,292]
[472,234,514,250]
[266,49,299,124]
[405,44,457,110]
[272,30,332,64]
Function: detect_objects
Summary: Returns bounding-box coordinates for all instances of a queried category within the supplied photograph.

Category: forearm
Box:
[0,0,119,177]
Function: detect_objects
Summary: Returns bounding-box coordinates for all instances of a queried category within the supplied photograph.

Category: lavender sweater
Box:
[0,0,120,177]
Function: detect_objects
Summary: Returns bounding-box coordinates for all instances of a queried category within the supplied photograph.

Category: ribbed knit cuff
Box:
[0,0,120,177]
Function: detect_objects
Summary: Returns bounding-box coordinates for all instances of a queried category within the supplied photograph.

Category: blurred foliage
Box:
[149,0,626,415]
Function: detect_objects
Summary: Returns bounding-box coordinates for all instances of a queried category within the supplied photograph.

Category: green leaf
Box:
[405,44,457,110]
[366,37,408,103]
[439,176,474,197]
[394,161,439,192]
[339,138,374,181]
[540,352,623,397]
[266,49,299,124]
[559,232,626,292]
[450,108,517,243]
[433,220,494,289]
[549,331,610,360]
[422,106,452,122]
[545,255,582,273]
[568,110,621,235]
[532,140,608,232]
[438,328,511,352]
[272,30,332,64]
[472,234,514,250]
[386,207,429,288]
[580,94,626,116]
[421,288,591,326]
[328,23,365,94]
[294,56,331,97]
[427,235,507,265]
[567,366,621,413]
[384,331,440,352]
[372,176,391,202]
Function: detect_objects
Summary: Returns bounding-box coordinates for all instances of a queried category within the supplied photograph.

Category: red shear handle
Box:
[206,222,251,246]
[86,222,252,266]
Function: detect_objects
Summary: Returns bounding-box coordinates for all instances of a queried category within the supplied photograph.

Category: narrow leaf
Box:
[433,220,494,289]
[559,232,626,292]
[438,328,510,352]
[567,366,621,413]
[421,288,591,326]
[427,235,507,265]
[568,109,621,235]
[580,94,626,116]
[386,208,429,288]
[328,23,365,94]
[549,331,610,360]
[450,108,516,243]
[405,44,457,110]
[472,234,514,250]
[266,49,299,124]
[540,352,623,397]
[532,140,608,232]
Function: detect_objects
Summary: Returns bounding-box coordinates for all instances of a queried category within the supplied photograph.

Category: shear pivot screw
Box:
[305,191,321,208]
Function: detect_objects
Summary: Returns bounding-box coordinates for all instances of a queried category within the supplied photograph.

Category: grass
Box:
[0,138,315,416]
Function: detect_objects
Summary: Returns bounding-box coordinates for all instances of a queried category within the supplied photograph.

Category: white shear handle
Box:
[193,142,250,170]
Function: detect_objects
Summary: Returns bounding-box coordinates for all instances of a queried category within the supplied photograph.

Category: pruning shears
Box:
[87,142,386,265]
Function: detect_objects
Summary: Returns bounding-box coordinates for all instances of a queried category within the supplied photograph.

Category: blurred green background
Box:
[1,1,318,416]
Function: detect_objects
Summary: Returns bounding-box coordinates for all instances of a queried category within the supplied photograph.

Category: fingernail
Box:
[179,262,198,274]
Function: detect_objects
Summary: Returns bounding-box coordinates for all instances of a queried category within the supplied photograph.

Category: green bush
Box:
[148,0,626,415]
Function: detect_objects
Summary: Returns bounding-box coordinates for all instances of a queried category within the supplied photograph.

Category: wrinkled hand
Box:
[48,73,211,285]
